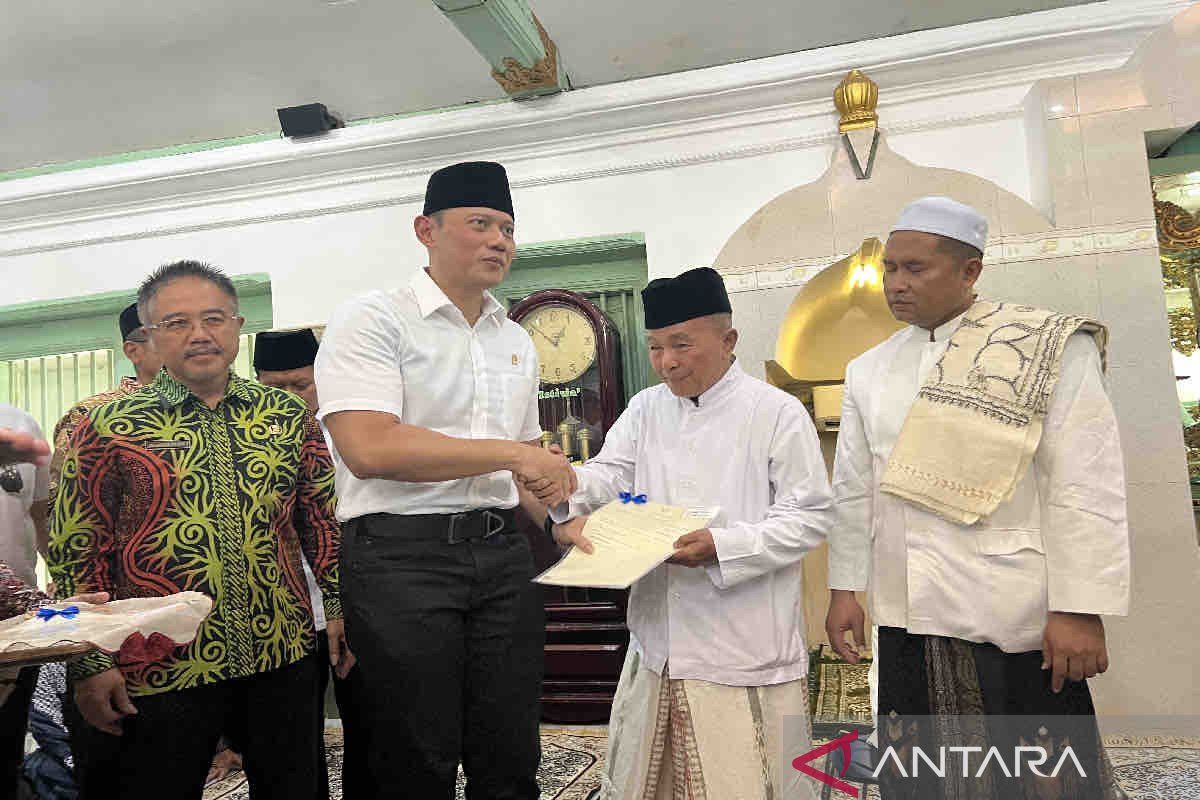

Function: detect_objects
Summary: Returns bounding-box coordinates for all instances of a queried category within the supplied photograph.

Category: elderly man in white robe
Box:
[825,197,1130,799]
[547,267,832,800]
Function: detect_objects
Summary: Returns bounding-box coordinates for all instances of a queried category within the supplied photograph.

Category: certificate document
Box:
[535,500,717,590]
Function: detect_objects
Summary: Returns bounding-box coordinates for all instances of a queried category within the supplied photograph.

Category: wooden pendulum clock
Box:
[508,289,628,723]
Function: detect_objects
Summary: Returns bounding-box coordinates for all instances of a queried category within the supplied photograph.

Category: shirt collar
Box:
[152,368,252,409]
[680,359,743,410]
[917,310,969,344]
[411,269,506,327]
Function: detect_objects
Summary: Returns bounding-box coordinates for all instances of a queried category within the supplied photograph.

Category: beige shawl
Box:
[879,300,1107,524]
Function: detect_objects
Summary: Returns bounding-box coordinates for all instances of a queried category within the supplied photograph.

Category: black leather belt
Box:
[375,507,517,544]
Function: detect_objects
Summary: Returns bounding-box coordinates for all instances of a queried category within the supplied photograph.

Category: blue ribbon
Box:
[619,492,648,505]
[36,605,80,621]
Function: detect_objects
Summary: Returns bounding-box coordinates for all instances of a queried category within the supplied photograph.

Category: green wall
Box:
[0,273,274,379]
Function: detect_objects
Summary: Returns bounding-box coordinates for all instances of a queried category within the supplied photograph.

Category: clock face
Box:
[520,303,597,384]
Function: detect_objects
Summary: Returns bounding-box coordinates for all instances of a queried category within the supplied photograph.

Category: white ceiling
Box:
[2,0,1100,174]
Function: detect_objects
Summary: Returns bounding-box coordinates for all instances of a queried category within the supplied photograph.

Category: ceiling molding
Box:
[0,0,1187,256]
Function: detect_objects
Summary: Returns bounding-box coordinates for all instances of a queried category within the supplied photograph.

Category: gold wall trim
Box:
[492,16,559,95]
[1155,199,1200,250]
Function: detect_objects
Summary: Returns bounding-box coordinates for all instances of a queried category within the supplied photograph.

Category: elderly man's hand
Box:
[667,529,716,567]
[551,516,594,553]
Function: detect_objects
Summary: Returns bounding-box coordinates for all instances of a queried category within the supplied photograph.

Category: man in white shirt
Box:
[825,197,1130,798]
[550,267,832,800]
[0,405,49,795]
[0,404,49,591]
[315,161,575,799]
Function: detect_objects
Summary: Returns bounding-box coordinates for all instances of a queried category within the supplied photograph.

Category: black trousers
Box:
[0,666,38,796]
[67,654,324,800]
[315,635,366,799]
[341,512,544,800]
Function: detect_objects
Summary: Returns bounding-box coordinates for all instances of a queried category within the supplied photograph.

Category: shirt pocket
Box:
[975,528,1048,627]
[975,529,1045,556]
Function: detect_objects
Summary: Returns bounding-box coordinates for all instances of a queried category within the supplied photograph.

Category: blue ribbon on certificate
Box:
[619,492,647,505]
[36,605,80,621]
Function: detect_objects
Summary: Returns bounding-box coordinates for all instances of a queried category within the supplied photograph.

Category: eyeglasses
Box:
[145,312,244,337]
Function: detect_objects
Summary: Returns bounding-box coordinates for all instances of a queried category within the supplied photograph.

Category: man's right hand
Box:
[514,447,577,506]
[75,667,137,736]
[825,589,867,664]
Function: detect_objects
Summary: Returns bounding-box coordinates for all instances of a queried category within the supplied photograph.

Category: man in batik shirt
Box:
[50,260,346,800]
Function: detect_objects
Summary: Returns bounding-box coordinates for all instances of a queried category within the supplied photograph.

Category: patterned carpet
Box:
[202,725,608,800]
[203,651,1197,798]
[201,725,1199,799]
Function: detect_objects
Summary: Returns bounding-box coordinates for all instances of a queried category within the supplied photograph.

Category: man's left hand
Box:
[326,619,356,680]
[1042,611,1108,693]
[668,529,717,568]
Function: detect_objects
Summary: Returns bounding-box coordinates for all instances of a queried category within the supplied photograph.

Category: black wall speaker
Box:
[277,103,344,138]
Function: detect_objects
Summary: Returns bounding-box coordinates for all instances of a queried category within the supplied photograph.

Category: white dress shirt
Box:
[553,362,833,686]
[315,269,542,520]
[829,315,1131,653]
[0,404,48,586]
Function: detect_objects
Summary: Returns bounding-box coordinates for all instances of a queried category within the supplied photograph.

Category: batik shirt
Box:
[49,370,340,696]
[48,376,141,508]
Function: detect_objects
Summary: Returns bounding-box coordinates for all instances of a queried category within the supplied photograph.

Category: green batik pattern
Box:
[49,370,340,696]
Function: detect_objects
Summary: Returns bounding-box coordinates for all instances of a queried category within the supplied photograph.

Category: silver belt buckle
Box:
[482,510,505,539]
[446,512,469,545]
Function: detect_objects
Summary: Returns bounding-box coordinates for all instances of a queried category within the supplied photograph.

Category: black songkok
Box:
[422,161,514,219]
[254,329,319,372]
[641,267,732,330]
[119,303,144,341]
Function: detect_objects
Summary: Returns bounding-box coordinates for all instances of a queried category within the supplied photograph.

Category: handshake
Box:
[513,444,578,507]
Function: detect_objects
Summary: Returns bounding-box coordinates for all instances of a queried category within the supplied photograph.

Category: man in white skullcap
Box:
[825,197,1130,798]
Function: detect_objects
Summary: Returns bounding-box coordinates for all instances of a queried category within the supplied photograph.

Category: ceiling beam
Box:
[432,0,568,99]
